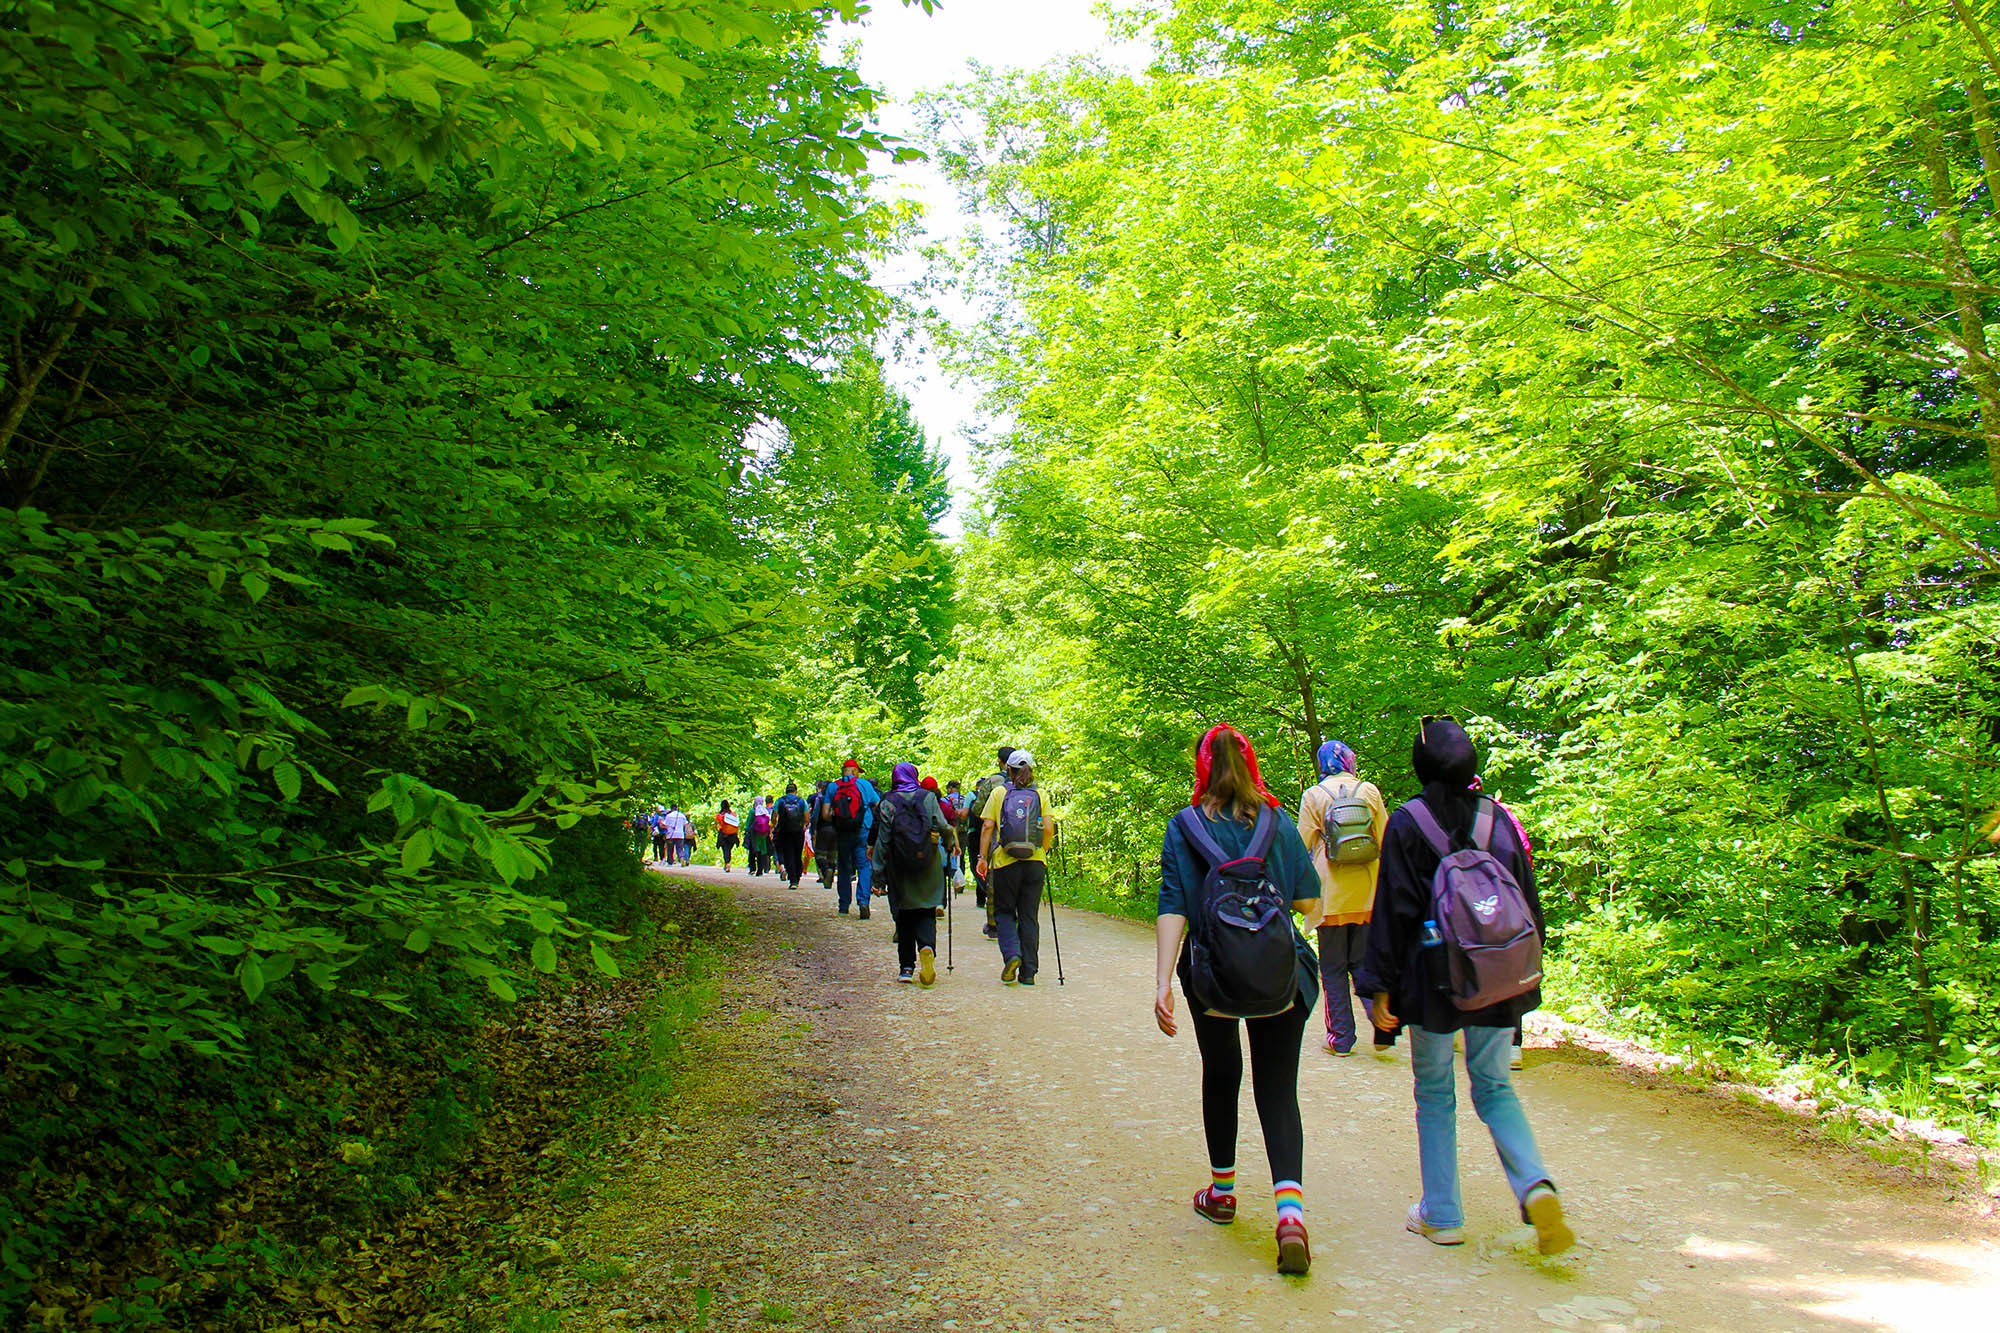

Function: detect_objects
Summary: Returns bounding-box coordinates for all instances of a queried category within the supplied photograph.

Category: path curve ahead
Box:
[572,865,2000,1333]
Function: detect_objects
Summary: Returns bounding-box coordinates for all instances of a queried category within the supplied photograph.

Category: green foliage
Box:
[0,0,923,1322]
[921,0,2000,1127]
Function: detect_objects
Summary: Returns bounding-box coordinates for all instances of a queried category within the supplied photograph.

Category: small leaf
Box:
[485,973,517,1001]
[240,955,266,1002]
[530,935,557,973]
[274,761,302,801]
[590,944,621,978]
[401,828,434,873]
[403,927,433,953]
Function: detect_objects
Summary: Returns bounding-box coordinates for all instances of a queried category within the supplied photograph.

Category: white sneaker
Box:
[1406,1202,1464,1246]
[1510,1046,1525,1071]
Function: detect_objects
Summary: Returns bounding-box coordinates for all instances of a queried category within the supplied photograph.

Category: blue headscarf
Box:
[1317,739,1357,777]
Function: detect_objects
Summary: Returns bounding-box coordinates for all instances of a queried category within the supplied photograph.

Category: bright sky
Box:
[825,1,1150,539]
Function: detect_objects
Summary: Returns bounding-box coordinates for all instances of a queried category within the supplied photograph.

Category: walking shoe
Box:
[1511,1045,1526,1071]
[1018,975,1035,986]
[1371,1041,1396,1062]
[934,905,945,918]
[1001,956,1021,983]
[789,881,799,890]
[982,924,999,939]
[858,905,870,920]
[918,947,936,987]
[1191,1186,1236,1224]
[1405,1202,1464,1246]
[1275,1217,1310,1275]
[897,968,915,984]
[838,907,850,916]
[1325,1035,1353,1057]
[1524,1184,1574,1256]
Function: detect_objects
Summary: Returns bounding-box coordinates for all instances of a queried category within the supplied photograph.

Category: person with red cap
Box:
[1154,724,1321,1275]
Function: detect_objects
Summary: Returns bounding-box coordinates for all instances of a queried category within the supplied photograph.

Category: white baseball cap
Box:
[1006,749,1035,769]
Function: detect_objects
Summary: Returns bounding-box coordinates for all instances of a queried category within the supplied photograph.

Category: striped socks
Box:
[1274,1180,1304,1224]
[1210,1166,1236,1199]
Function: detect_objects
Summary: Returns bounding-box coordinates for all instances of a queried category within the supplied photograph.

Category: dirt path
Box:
[540,867,2000,1332]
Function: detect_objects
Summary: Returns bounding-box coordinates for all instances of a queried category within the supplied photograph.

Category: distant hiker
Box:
[1153,724,1321,1275]
[664,804,693,866]
[872,762,955,984]
[1297,739,1390,1058]
[772,782,809,889]
[715,801,742,872]
[829,761,871,917]
[847,761,883,915]
[966,746,1015,939]
[1356,716,1571,1256]
[938,778,968,892]
[748,795,773,877]
[976,749,1055,985]
[648,805,670,863]
[810,778,838,892]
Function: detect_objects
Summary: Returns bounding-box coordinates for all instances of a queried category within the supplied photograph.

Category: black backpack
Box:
[880,791,936,875]
[1172,805,1299,1019]
[773,794,807,835]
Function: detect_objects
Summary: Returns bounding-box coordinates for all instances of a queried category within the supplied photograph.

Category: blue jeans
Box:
[856,828,875,906]
[836,831,862,910]
[1410,1025,1552,1228]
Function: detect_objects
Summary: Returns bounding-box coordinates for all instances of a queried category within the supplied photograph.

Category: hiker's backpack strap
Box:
[1173,807,1231,870]
[1244,803,1277,862]
[1471,798,1496,852]
[1405,798,1453,858]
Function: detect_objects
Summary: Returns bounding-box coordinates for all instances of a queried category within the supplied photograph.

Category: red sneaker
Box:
[1275,1217,1311,1274]
[1192,1185,1236,1224]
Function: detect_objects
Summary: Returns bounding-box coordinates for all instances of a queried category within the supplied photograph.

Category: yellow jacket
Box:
[1296,774,1388,927]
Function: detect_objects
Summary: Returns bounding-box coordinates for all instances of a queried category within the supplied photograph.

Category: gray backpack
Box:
[1318,776,1379,865]
[1407,797,1541,1010]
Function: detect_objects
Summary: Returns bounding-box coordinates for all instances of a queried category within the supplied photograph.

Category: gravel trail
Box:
[552,865,2000,1332]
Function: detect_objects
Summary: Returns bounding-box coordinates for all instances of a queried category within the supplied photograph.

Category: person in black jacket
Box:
[1355,716,1574,1256]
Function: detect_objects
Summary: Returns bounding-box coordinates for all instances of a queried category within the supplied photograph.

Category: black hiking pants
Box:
[774,832,804,885]
[1190,1000,1308,1186]
[991,859,1045,981]
[895,906,938,971]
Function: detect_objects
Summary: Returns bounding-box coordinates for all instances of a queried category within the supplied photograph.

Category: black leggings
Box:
[1190,1000,1308,1186]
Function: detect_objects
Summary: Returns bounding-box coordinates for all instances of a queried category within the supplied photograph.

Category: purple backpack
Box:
[1407,798,1542,1010]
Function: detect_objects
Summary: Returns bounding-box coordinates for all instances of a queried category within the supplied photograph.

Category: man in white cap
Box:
[975,749,1056,984]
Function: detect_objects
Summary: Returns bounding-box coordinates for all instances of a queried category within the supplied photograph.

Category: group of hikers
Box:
[639,748,1056,986]
[642,717,1571,1277]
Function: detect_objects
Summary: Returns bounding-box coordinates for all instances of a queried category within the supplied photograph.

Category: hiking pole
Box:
[1047,825,1065,985]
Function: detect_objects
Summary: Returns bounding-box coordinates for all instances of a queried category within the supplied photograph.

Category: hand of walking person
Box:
[1154,981,1178,1037]
[1370,993,1398,1032]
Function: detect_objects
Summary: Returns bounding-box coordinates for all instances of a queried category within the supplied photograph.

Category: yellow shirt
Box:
[980,784,1053,869]
[1296,774,1388,927]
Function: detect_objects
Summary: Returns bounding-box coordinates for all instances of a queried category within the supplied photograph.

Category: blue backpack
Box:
[1172,805,1300,1019]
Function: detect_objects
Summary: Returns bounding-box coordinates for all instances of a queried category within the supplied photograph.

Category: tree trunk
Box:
[1920,116,2000,506]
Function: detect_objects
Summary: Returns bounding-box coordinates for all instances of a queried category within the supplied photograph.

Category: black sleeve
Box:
[1356,808,1425,1003]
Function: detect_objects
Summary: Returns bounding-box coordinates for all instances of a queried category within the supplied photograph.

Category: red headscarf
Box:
[1189,724,1281,809]
[919,776,941,794]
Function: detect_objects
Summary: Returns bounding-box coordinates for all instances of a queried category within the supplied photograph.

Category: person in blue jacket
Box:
[843,759,883,917]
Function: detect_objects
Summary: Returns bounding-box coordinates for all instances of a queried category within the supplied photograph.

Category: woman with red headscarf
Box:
[1154,725,1322,1275]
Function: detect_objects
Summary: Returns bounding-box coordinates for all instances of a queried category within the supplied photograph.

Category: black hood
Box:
[1411,718,1477,788]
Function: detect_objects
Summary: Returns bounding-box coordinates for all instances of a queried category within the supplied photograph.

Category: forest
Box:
[3,0,1999,1326]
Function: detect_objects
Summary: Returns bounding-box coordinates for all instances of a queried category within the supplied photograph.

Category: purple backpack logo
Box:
[1407,798,1542,1010]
